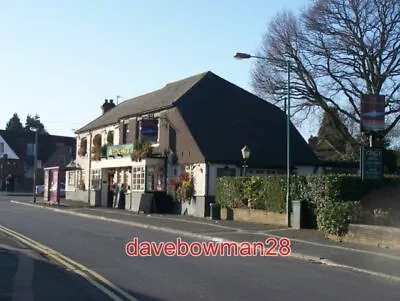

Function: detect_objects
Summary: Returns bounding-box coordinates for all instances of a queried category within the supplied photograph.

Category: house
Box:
[308,135,360,175]
[0,130,76,192]
[67,71,319,217]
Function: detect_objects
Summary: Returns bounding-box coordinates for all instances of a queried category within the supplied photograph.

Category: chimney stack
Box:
[101,99,116,114]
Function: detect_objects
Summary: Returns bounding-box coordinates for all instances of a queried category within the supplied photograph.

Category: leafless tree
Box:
[252,0,400,151]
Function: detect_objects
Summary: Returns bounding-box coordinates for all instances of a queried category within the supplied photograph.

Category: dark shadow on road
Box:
[124,289,170,301]
[0,247,114,301]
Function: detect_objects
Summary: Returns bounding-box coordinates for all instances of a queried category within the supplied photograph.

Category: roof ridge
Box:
[164,71,211,86]
[75,71,213,133]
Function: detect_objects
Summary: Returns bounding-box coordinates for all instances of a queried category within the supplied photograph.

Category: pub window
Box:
[107,131,114,145]
[78,170,86,190]
[68,170,76,186]
[146,166,165,192]
[78,138,87,157]
[122,123,129,144]
[217,167,236,178]
[123,169,130,188]
[132,167,145,191]
[91,169,102,190]
[139,118,159,145]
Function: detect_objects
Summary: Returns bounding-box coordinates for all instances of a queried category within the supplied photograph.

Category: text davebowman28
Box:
[125,237,291,257]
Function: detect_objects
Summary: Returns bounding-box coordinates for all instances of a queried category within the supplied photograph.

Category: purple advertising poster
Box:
[49,168,59,204]
[361,95,385,132]
[43,169,49,202]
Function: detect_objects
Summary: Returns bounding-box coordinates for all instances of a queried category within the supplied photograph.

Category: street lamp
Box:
[234,51,292,227]
[241,145,251,176]
[30,127,39,203]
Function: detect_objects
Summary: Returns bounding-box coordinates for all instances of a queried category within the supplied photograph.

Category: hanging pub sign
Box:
[360,95,385,132]
[361,147,383,181]
[140,119,159,143]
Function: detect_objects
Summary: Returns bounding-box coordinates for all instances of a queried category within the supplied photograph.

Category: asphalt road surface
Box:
[0,240,113,301]
[1,197,399,301]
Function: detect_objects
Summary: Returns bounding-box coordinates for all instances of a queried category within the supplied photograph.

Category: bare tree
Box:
[252,0,400,152]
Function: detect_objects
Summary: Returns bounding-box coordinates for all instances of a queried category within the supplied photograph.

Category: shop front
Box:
[85,142,171,212]
[96,158,169,212]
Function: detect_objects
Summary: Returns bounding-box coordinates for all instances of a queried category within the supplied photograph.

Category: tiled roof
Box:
[75,71,319,167]
[0,130,75,164]
[174,72,319,167]
[75,71,209,133]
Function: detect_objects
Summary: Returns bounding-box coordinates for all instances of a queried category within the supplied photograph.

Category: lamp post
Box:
[30,127,39,203]
[234,52,292,227]
[88,131,93,205]
[241,145,251,176]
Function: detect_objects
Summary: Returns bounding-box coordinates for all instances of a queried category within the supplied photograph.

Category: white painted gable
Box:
[0,135,19,160]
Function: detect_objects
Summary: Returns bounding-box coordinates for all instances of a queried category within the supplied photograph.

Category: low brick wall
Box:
[220,208,286,226]
[343,224,400,250]
[66,190,100,206]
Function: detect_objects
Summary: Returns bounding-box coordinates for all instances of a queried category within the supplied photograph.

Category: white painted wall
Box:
[185,163,206,196]
[246,169,285,176]
[295,165,322,175]
[0,135,19,160]
[75,124,121,188]
[208,164,241,196]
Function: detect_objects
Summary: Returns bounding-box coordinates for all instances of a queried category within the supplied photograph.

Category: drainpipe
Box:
[205,162,210,217]
[164,156,168,193]
[87,131,93,204]
[205,162,209,197]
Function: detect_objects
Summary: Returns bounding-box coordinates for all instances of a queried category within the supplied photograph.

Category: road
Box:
[0,230,113,301]
[0,196,399,301]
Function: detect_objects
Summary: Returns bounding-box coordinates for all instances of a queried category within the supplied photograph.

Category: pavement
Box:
[0,230,113,301]
[1,196,400,300]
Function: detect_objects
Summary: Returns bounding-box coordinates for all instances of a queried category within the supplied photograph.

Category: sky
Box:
[0,0,316,139]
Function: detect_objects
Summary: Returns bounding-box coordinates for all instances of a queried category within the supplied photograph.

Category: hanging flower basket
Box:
[131,141,153,161]
[169,171,194,203]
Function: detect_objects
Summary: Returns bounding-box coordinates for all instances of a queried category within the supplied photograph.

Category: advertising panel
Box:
[361,147,383,181]
[43,169,49,202]
[361,95,385,132]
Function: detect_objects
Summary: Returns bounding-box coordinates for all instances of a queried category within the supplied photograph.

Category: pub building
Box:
[65,71,319,217]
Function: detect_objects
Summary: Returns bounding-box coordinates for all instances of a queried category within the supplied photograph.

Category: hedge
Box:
[215,174,400,236]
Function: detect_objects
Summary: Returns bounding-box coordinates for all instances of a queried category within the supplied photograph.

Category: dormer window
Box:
[139,118,159,146]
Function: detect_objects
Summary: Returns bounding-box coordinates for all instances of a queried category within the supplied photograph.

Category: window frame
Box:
[131,166,145,191]
[91,169,102,190]
[139,118,160,146]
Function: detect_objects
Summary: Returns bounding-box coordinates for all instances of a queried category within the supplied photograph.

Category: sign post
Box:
[360,95,385,182]
[361,147,383,181]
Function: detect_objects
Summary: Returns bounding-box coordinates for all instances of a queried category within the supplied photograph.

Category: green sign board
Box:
[361,147,383,181]
[107,143,134,158]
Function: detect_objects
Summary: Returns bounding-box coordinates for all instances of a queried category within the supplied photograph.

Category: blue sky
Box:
[0,0,315,138]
